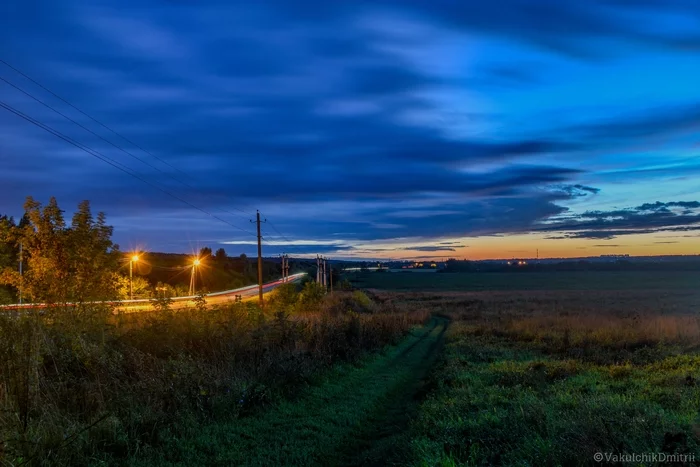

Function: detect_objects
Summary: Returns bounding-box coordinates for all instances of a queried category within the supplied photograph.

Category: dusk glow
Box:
[2,1,699,260]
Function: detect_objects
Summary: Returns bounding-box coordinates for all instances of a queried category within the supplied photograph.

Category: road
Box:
[0,272,307,313]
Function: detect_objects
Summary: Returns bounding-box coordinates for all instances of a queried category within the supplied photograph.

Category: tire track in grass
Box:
[131,318,448,466]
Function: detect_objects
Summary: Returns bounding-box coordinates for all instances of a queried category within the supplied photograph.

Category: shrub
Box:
[0,294,428,465]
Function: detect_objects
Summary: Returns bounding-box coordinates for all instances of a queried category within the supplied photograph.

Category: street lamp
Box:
[189,258,201,295]
[129,254,139,300]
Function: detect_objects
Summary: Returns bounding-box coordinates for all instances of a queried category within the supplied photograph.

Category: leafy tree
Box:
[268,282,299,311]
[200,247,212,258]
[114,274,152,300]
[67,201,120,302]
[0,216,19,302]
[17,196,70,303]
[215,248,227,261]
[0,197,120,303]
[297,281,325,311]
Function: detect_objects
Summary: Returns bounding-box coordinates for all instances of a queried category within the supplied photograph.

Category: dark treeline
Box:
[441,258,700,273]
[140,251,283,296]
[0,197,292,303]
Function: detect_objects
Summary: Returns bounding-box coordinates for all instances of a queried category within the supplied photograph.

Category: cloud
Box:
[539,200,700,239]
[0,1,699,257]
[400,246,458,252]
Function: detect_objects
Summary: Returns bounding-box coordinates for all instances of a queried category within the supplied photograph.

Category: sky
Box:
[1,0,700,260]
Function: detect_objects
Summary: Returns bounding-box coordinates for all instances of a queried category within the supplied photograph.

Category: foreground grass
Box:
[398,291,700,466]
[0,290,430,465]
[131,318,448,466]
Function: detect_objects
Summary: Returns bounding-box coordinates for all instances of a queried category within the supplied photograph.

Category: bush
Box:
[0,294,429,465]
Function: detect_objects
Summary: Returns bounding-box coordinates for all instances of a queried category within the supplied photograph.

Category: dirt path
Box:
[132,318,448,466]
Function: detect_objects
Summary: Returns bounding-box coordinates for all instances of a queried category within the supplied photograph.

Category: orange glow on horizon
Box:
[351,232,700,261]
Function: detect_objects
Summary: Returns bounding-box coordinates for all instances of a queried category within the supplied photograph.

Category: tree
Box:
[268,282,299,311]
[67,201,120,302]
[0,215,19,303]
[200,247,212,258]
[17,196,70,303]
[297,281,325,311]
[215,248,227,261]
[114,274,152,300]
[0,197,121,303]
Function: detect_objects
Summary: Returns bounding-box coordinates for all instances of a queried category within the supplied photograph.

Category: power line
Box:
[0,99,257,237]
[0,72,251,225]
[262,215,293,244]
[0,60,295,245]
[0,59,252,217]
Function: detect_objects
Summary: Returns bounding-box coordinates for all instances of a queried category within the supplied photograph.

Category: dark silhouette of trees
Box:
[215,248,227,261]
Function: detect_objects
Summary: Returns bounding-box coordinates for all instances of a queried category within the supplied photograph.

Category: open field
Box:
[366,277,700,465]
[349,270,700,292]
[4,270,700,465]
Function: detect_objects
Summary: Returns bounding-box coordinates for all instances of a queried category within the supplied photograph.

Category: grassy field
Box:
[349,270,700,292]
[131,318,447,466]
[366,280,700,465]
[0,288,430,465]
[5,271,700,465]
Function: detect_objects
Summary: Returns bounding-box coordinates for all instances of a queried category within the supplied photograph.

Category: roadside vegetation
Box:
[0,197,430,465]
[0,197,294,305]
[0,283,429,465]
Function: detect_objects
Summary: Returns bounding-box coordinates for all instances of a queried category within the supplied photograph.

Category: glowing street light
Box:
[189,257,201,295]
[129,254,139,300]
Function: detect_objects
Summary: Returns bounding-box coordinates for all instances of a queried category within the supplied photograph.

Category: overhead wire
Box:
[0,60,251,214]
[0,72,252,226]
[0,60,304,249]
[0,99,257,237]
[262,216,293,244]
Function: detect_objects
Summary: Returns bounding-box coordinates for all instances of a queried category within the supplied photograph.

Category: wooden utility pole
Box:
[251,210,266,306]
[281,254,289,282]
[280,254,284,282]
[329,258,333,293]
[316,255,321,283]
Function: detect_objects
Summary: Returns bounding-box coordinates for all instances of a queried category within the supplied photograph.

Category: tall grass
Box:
[0,292,429,465]
[387,289,700,465]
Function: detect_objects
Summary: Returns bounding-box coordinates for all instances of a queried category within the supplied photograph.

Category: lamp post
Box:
[129,255,139,300]
[189,258,200,296]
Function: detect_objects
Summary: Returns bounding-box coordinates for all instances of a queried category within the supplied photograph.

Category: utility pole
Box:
[316,255,320,284]
[19,242,23,305]
[322,257,327,289]
[251,211,266,306]
[281,254,289,282]
[329,258,333,293]
[321,256,325,288]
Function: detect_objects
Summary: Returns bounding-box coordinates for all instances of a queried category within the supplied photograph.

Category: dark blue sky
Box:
[1,0,699,259]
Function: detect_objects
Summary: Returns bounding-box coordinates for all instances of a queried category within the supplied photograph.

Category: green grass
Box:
[404,293,700,466]
[129,318,448,466]
[0,292,430,466]
[349,270,700,292]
